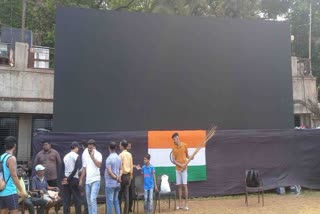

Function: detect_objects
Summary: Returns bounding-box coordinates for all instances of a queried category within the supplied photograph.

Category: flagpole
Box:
[309,2,312,75]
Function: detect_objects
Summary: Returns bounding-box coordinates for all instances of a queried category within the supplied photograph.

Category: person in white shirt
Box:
[79,141,89,214]
[79,139,102,214]
[62,141,82,214]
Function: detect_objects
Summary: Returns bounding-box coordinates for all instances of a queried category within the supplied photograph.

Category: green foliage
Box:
[0,0,22,28]
[260,0,292,19]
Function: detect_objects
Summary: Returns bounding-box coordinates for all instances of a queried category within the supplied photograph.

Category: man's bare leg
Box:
[184,184,188,208]
[177,185,182,208]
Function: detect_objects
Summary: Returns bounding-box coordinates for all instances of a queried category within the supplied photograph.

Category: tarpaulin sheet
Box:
[32,129,320,196]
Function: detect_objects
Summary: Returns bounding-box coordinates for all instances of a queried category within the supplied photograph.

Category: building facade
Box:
[0,42,53,160]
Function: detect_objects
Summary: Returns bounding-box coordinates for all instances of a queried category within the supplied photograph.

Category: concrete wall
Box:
[0,42,54,114]
[292,76,317,113]
[291,56,318,127]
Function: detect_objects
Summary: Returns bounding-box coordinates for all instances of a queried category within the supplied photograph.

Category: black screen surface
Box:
[54,7,293,132]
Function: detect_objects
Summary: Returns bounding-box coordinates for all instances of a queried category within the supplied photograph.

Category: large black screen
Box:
[54,7,293,132]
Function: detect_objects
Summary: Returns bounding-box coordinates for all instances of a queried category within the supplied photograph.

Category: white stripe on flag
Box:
[148,148,206,167]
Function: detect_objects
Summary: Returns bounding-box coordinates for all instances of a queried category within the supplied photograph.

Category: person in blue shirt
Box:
[0,136,27,214]
[137,154,158,214]
[104,141,122,214]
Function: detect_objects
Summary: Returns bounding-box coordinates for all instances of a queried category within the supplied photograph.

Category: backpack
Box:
[160,174,171,193]
[0,153,11,191]
[246,169,260,187]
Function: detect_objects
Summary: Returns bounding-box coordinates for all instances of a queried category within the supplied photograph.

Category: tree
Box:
[0,0,22,29]
[289,1,320,83]
[260,0,292,19]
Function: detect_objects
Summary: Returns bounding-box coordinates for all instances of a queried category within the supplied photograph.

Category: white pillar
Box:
[17,114,32,161]
[14,42,29,70]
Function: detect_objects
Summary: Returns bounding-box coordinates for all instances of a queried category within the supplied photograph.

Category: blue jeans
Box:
[85,181,100,214]
[106,186,121,214]
[144,189,154,214]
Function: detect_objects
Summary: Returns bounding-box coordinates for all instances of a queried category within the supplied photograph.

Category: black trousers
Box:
[21,197,47,214]
[62,178,82,214]
[118,174,131,214]
[128,176,134,212]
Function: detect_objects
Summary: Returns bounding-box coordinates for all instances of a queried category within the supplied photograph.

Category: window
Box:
[294,115,301,127]
[31,115,53,157]
[32,115,53,133]
[0,115,19,154]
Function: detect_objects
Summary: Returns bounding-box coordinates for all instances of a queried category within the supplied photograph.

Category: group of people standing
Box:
[0,132,192,214]
[50,138,135,214]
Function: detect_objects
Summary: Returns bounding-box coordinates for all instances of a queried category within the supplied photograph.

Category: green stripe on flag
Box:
[155,165,206,182]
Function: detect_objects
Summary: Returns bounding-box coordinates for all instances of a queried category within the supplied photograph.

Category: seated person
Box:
[22,160,33,177]
[17,166,47,214]
[31,164,61,205]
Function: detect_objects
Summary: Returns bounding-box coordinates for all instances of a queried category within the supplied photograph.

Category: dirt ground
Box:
[52,190,320,214]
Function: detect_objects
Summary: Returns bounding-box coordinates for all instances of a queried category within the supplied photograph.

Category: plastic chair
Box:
[244,170,264,206]
[154,174,176,213]
[132,175,145,213]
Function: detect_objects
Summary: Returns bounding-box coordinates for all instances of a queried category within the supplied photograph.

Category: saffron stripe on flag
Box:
[148,130,206,149]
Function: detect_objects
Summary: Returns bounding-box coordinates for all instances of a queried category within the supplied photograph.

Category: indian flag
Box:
[148,130,207,182]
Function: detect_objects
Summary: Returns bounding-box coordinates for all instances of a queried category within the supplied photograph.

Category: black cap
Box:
[71,141,80,149]
[88,139,96,145]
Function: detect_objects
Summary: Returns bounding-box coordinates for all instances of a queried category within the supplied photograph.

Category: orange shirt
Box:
[172,142,188,171]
